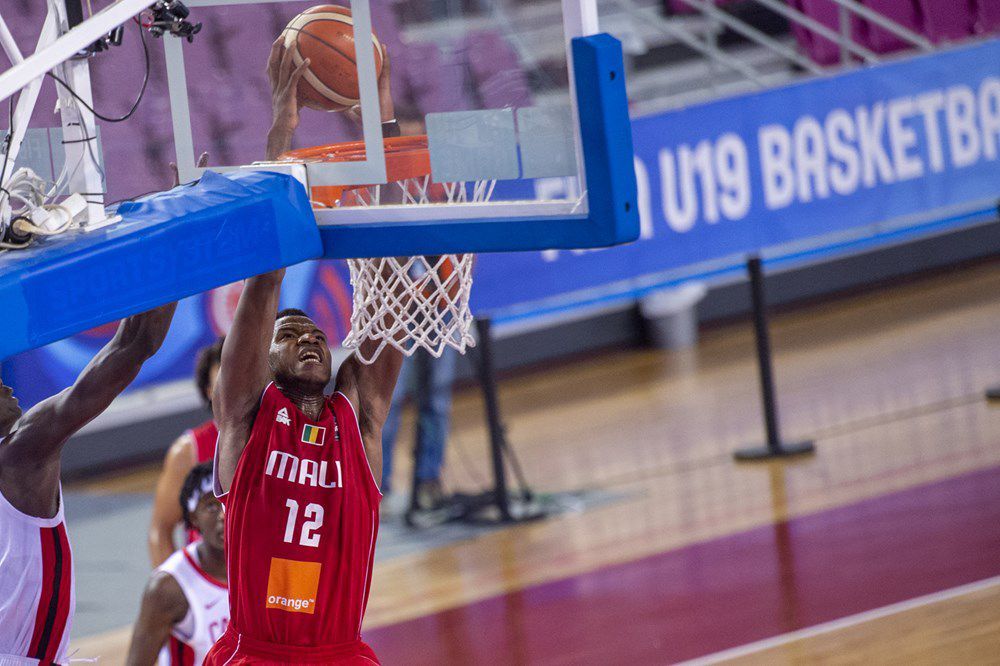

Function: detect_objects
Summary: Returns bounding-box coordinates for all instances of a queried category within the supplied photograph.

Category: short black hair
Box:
[276,308,311,321]
[180,462,214,529]
[195,337,225,408]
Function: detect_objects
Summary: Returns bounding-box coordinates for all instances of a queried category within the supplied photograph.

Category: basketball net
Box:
[279,137,485,364]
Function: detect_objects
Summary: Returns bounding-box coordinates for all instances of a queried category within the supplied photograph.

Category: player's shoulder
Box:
[164,431,196,466]
[143,565,189,620]
[258,381,283,407]
[229,381,280,429]
[329,390,360,422]
[330,388,355,409]
[156,544,190,576]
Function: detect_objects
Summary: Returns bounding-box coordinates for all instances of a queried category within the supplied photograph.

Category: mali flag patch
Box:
[301,424,326,447]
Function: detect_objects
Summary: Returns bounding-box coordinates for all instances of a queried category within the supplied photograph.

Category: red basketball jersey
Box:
[218,383,380,649]
[190,420,219,464]
[186,420,219,545]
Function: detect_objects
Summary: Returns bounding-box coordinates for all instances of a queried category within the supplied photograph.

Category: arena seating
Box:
[460,30,534,110]
[918,0,975,42]
[789,0,998,65]
[419,43,477,113]
[660,0,1000,66]
[860,0,922,53]
[666,0,741,15]
[5,0,998,204]
[978,0,1000,33]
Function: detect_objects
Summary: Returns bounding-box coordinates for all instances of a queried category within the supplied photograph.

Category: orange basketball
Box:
[281,5,384,112]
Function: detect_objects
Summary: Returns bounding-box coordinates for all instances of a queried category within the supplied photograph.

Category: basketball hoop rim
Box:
[278,135,431,185]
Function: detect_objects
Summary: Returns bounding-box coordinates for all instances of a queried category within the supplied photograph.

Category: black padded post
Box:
[734,256,815,461]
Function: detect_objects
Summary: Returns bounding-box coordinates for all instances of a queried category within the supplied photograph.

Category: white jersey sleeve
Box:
[156,543,229,666]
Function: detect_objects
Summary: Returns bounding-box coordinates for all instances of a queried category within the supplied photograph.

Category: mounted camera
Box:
[68,0,125,58]
[144,1,203,42]
[72,0,201,58]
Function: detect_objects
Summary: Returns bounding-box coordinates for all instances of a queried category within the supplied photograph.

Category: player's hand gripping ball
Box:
[281,4,384,112]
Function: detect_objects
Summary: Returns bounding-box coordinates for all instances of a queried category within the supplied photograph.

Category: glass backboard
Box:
[162,0,638,257]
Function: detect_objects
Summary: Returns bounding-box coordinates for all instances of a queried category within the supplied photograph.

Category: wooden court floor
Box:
[71,260,1000,664]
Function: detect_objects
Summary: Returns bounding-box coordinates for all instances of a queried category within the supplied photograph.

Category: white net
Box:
[330,170,494,364]
[343,253,475,363]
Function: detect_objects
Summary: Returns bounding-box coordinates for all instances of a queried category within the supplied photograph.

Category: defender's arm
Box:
[0,303,177,517]
[148,434,195,567]
[125,571,189,666]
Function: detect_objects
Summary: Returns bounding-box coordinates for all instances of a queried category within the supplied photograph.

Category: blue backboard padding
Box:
[0,170,320,359]
[319,33,640,258]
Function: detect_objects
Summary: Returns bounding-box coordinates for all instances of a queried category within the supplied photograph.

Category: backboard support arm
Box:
[0,0,150,104]
[1,1,110,228]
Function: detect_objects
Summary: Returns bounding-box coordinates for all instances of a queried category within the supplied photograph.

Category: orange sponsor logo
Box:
[266,557,321,614]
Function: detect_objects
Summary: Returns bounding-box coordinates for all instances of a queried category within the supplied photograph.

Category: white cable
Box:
[0,166,78,250]
[16,204,74,235]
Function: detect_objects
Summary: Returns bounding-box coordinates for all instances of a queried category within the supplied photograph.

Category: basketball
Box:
[280,4,384,112]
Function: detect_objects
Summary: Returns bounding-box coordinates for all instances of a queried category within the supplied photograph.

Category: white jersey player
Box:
[0,483,74,666]
[127,463,228,666]
[0,305,177,666]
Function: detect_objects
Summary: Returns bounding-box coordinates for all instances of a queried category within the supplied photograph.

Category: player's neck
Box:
[277,383,326,421]
[196,541,227,582]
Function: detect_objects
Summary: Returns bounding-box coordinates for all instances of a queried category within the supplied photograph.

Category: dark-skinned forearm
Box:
[111,305,177,359]
[2,305,176,465]
[266,121,296,161]
[58,305,175,426]
[248,268,286,289]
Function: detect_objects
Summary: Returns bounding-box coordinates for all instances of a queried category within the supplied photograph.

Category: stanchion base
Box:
[986,386,1000,402]
[448,491,549,526]
[734,440,816,461]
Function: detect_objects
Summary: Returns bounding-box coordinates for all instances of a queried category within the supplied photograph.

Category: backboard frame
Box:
[318,33,640,258]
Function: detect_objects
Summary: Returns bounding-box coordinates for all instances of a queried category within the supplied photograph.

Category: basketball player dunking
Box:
[0,303,177,666]
[203,42,402,665]
[127,463,228,666]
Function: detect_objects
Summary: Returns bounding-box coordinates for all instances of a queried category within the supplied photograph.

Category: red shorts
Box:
[204,629,380,665]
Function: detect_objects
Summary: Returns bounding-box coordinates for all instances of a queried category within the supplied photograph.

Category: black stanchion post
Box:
[734,255,815,461]
[986,201,1000,403]
[474,317,513,522]
[407,350,432,515]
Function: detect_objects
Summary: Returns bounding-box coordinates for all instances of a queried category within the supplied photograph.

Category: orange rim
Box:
[279,135,431,188]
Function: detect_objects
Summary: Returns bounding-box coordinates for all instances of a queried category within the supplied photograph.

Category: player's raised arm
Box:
[124,572,189,666]
[212,39,310,494]
[335,344,404,488]
[212,271,284,493]
[265,38,310,161]
[0,302,177,517]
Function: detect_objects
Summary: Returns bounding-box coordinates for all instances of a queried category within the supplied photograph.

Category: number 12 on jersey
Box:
[284,499,324,547]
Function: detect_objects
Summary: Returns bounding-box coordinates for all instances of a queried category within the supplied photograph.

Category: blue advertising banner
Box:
[4,41,999,406]
[473,40,1000,315]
